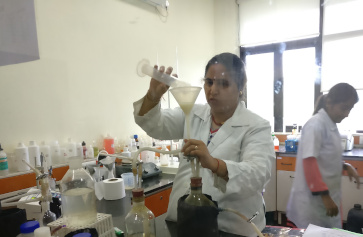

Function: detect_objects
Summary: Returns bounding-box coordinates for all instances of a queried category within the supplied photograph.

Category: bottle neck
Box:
[190,186,203,194]
[41,201,50,213]
[132,196,145,206]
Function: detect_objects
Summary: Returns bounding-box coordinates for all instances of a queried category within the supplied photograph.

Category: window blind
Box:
[237,0,320,46]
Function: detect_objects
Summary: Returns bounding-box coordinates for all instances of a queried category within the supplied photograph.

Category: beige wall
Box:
[0,0,239,152]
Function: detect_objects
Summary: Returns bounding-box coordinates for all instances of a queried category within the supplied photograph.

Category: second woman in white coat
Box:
[286,83,360,229]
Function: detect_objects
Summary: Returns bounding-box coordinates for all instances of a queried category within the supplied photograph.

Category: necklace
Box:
[211,115,224,126]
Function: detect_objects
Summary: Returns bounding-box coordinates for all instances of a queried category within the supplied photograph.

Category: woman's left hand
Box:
[182,139,216,171]
[344,163,360,189]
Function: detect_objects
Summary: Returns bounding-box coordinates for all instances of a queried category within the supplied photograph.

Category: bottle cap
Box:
[190,177,202,187]
[132,188,144,198]
[354,204,362,209]
[134,134,138,139]
[20,220,40,234]
[82,141,86,146]
[29,141,37,146]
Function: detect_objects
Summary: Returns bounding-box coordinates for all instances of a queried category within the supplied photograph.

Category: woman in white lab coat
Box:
[286,83,360,229]
[133,53,275,236]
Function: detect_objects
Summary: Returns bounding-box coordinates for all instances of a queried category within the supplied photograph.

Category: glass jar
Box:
[60,157,97,227]
[125,188,156,237]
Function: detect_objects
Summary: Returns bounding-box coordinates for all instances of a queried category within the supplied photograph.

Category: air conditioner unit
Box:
[141,0,169,8]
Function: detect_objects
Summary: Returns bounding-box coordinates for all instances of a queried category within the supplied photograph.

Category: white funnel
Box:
[170,86,202,139]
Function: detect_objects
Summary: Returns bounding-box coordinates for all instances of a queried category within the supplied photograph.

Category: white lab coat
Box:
[286,109,343,229]
[134,98,275,237]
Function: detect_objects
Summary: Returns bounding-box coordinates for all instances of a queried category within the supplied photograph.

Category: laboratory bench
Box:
[97,172,304,237]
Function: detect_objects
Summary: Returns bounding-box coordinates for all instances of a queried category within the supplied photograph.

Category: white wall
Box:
[0,0,239,152]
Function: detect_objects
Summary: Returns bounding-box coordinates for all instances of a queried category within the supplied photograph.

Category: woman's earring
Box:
[240,91,243,95]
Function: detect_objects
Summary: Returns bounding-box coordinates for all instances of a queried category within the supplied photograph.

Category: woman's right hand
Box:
[321,194,339,217]
[146,65,174,102]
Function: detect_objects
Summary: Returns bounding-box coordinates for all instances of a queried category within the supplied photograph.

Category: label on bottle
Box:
[0,157,8,170]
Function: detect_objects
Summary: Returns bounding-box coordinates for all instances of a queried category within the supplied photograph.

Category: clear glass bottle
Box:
[125,188,156,237]
[60,156,97,227]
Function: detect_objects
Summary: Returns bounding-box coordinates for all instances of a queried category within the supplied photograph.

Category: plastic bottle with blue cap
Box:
[17,220,40,237]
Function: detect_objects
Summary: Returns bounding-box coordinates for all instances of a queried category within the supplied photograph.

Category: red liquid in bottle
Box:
[103,135,115,154]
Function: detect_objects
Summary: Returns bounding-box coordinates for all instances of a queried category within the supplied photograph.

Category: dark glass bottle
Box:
[177,177,219,237]
[347,204,363,234]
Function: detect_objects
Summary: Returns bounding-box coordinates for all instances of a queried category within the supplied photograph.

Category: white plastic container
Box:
[50,141,61,165]
[39,141,51,169]
[121,147,131,158]
[87,145,94,158]
[15,142,30,172]
[0,144,9,176]
[76,142,83,157]
[28,141,41,167]
[65,138,77,158]
[34,227,51,237]
[58,147,66,164]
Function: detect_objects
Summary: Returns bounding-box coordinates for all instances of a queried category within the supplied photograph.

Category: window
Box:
[240,0,363,132]
[241,38,320,132]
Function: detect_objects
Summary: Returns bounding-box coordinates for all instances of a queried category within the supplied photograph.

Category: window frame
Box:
[240,0,324,132]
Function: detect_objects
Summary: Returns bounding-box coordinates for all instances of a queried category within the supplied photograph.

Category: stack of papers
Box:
[304,224,363,237]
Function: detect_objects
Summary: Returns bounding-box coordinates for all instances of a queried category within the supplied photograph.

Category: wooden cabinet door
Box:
[276,156,296,171]
[145,187,172,217]
[277,170,295,212]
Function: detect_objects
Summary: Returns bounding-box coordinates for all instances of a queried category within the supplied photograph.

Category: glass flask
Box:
[177,177,219,237]
[125,188,156,237]
[60,156,97,227]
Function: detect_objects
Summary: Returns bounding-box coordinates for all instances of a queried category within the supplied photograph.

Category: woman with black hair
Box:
[287,83,360,228]
[134,52,275,236]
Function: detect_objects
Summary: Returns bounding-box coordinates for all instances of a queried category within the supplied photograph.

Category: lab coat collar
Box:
[193,101,249,153]
[318,108,337,131]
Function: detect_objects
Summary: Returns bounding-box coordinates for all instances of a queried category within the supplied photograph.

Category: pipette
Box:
[137,59,190,87]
